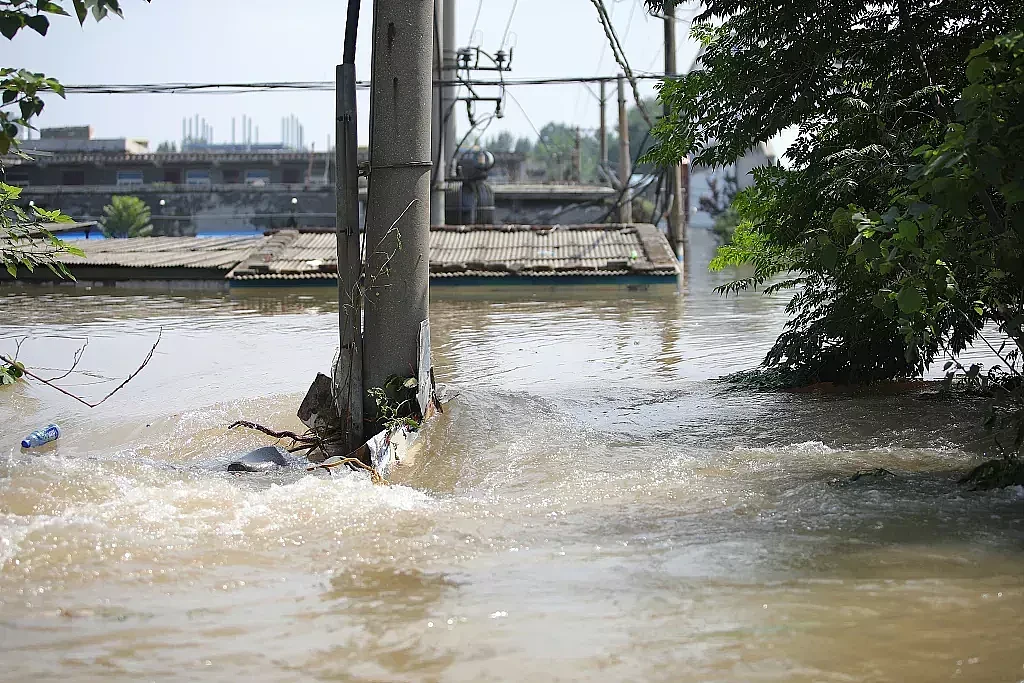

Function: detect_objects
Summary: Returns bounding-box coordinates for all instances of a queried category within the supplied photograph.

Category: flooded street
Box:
[1,235,1022,682]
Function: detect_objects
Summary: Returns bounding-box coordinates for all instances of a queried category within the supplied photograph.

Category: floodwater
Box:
[1,233,1021,682]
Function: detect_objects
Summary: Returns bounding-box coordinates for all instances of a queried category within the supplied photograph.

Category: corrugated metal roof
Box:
[54,235,261,269]
[227,225,678,280]
[15,225,678,281]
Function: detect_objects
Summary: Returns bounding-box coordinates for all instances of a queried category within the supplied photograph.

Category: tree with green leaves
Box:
[0,181,82,278]
[1,0,151,278]
[484,130,516,154]
[644,0,1023,386]
[101,195,153,238]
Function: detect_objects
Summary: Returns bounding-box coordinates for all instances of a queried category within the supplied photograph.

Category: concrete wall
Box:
[15,158,331,187]
[20,185,339,235]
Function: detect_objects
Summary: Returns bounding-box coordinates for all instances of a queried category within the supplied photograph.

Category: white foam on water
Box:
[0,452,435,584]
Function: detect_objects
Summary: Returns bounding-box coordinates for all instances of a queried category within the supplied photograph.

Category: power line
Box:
[500,0,519,50]
[60,74,668,95]
[467,0,483,44]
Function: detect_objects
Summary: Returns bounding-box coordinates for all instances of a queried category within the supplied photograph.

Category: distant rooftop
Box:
[11,225,679,286]
[228,224,679,283]
[25,125,149,155]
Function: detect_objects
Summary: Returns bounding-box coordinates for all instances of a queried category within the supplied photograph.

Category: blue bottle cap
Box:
[21,439,31,448]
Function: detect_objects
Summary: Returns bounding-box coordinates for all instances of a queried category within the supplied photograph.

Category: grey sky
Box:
[9,0,703,149]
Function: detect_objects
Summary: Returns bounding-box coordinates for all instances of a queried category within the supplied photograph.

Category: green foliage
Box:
[0,355,24,385]
[484,130,517,154]
[0,68,64,156]
[486,98,655,184]
[367,375,422,433]
[528,122,598,183]
[0,181,82,278]
[1,0,151,277]
[101,195,153,238]
[649,0,1023,384]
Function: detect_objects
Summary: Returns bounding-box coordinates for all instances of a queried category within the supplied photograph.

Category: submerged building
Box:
[2,126,615,232]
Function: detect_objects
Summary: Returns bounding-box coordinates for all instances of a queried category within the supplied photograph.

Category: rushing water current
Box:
[1,235,1022,682]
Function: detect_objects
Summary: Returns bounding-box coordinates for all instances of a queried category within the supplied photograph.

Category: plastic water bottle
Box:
[21,423,60,449]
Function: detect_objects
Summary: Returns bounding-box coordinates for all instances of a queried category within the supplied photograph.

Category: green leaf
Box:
[72,0,87,23]
[45,78,65,97]
[1001,182,1024,206]
[897,285,924,314]
[24,14,49,36]
[965,56,991,83]
[897,221,918,241]
[38,2,71,16]
[820,243,837,269]
[0,13,24,39]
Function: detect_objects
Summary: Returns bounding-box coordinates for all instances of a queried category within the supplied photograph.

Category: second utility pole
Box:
[664,3,687,259]
[362,0,434,429]
[617,74,633,224]
[430,0,445,226]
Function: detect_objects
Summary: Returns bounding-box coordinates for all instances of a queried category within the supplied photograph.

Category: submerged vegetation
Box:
[645,0,1024,478]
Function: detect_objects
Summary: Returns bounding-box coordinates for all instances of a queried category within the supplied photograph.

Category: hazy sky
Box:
[9,0,704,149]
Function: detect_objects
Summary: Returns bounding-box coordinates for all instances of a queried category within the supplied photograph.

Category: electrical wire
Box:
[503,89,559,160]
[500,0,519,50]
[588,0,653,128]
[57,74,668,96]
[467,0,484,45]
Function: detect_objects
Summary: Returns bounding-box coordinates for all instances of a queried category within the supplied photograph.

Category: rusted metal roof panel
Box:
[223,225,679,280]
[53,235,261,270]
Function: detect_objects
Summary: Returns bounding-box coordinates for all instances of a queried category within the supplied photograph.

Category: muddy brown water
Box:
[1,235,1022,682]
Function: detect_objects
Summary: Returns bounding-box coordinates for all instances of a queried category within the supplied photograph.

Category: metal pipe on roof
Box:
[255,125,259,145]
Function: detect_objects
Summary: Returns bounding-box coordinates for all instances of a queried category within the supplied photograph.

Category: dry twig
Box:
[0,329,162,407]
[227,420,319,444]
[307,457,390,486]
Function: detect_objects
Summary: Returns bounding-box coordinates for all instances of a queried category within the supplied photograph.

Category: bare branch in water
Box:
[228,420,319,444]
[40,338,89,382]
[0,329,162,407]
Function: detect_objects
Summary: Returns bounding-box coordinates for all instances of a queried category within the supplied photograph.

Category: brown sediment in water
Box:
[2,242,1022,682]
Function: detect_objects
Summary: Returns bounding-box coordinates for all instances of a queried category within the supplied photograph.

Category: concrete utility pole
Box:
[664,4,687,258]
[362,0,434,427]
[617,74,633,224]
[334,0,364,449]
[442,0,457,182]
[573,126,582,183]
[599,80,608,172]
[430,0,445,226]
